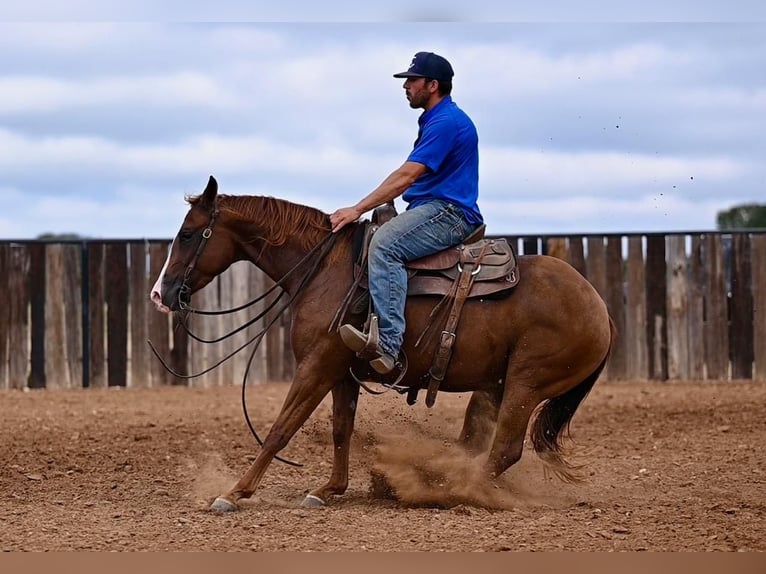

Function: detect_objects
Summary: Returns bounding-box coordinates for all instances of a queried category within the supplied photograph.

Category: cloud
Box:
[2,1,764,22]
[480,147,746,199]
[0,72,242,115]
[480,194,734,234]
[676,86,766,110]
[460,41,677,99]
[0,22,118,52]
[0,184,190,238]
[0,128,397,181]
[0,21,764,239]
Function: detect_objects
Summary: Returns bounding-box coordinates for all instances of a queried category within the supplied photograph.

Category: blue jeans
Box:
[368,199,480,357]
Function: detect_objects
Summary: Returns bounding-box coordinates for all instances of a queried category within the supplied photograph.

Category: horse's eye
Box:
[179,229,195,243]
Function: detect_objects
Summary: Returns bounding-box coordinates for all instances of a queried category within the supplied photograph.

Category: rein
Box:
[148,202,339,468]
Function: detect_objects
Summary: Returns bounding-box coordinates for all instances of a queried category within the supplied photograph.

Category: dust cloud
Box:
[185,453,238,507]
[370,433,576,510]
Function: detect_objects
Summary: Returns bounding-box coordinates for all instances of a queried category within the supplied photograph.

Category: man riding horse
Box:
[330,51,483,375]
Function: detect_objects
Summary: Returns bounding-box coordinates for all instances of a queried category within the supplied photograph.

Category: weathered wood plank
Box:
[545,238,567,262]
[225,263,244,385]
[249,267,269,384]
[586,235,611,377]
[666,235,689,380]
[730,234,753,379]
[703,234,729,380]
[62,244,83,388]
[0,245,8,389]
[625,236,648,379]
[218,266,236,386]
[129,242,149,387]
[147,242,170,387]
[105,242,129,387]
[44,244,69,388]
[687,236,705,380]
[187,289,205,387]
[27,243,46,390]
[522,237,538,256]
[190,278,221,387]
[8,244,31,389]
[281,307,295,382]
[645,235,667,380]
[169,314,189,386]
[567,236,586,277]
[604,236,627,380]
[87,242,107,388]
[206,279,224,387]
[586,236,607,302]
[752,234,766,381]
[264,275,287,382]
[227,261,255,385]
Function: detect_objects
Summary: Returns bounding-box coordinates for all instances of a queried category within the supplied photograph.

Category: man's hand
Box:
[329,161,424,232]
[330,206,363,233]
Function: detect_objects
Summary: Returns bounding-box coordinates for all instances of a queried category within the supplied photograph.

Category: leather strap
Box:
[329,223,378,333]
[424,242,490,407]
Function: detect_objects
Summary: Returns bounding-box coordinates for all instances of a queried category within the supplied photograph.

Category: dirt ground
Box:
[1,379,764,552]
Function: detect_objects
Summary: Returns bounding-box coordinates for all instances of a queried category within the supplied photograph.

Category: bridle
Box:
[151,199,338,468]
[178,205,220,310]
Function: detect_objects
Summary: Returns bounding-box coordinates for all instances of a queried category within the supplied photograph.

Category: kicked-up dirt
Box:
[1,379,764,551]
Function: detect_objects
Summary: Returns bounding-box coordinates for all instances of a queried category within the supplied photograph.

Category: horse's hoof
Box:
[300,494,326,508]
[210,497,237,513]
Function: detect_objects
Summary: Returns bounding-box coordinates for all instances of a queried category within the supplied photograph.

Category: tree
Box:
[716,203,766,230]
[35,233,85,241]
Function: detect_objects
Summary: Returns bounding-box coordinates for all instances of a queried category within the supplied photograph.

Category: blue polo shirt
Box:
[403,96,482,224]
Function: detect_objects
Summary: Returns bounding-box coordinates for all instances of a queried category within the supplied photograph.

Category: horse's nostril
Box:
[173,281,195,310]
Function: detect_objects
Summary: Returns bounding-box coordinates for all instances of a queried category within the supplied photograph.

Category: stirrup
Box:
[339,315,382,360]
[349,352,409,395]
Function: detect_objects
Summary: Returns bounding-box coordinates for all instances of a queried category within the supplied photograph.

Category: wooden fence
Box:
[0,240,293,390]
[0,231,764,389]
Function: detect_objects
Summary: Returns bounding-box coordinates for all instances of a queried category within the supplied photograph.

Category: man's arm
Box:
[330,161,427,233]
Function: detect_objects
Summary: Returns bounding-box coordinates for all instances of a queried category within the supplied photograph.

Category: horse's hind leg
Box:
[458,388,502,454]
[302,377,360,507]
[484,380,538,478]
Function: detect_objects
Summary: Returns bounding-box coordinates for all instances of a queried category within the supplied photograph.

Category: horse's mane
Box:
[186,193,336,252]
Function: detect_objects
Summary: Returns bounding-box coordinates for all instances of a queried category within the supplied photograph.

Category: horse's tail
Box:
[529,315,617,482]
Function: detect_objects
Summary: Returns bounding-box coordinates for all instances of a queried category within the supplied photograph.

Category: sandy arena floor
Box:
[1,379,764,551]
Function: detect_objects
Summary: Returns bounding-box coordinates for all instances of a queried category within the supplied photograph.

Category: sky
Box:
[1,2,765,239]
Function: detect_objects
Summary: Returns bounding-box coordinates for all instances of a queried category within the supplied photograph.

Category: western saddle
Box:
[332,203,519,407]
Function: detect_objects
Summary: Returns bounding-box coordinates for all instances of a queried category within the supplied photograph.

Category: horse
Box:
[150,176,615,512]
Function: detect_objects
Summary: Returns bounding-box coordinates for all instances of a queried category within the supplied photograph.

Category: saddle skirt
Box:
[406,235,518,298]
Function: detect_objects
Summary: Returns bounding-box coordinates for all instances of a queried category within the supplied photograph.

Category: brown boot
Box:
[338,320,396,375]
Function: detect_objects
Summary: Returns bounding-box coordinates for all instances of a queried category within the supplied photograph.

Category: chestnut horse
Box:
[150,176,615,512]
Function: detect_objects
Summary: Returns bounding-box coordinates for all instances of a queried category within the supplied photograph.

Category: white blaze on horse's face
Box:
[149,238,174,314]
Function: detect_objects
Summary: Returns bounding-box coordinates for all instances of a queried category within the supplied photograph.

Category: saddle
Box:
[333,203,519,408]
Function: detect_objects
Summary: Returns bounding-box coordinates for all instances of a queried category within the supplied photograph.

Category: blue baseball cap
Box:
[393,52,454,82]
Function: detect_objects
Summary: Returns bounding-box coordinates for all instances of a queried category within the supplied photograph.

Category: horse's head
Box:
[150,175,236,313]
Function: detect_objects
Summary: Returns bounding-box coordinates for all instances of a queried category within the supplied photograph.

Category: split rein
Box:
[148,207,339,468]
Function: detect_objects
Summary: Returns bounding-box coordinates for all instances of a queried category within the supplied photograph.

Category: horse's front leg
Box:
[301,376,360,507]
[210,356,342,513]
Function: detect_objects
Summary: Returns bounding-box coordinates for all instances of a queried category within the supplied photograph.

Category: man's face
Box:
[403,77,434,109]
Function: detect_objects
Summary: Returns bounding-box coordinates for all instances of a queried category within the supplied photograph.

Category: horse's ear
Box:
[200,175,218,207]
